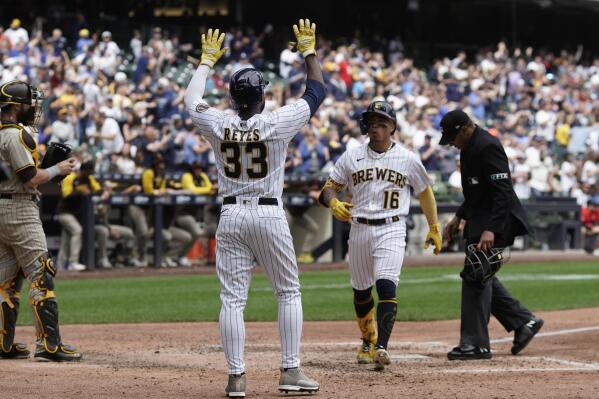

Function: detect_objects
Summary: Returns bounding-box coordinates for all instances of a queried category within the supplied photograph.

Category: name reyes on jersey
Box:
[223,128,261,142]
[352,167,408,188]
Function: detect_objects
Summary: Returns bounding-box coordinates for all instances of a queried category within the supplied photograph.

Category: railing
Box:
[41,194,582,268]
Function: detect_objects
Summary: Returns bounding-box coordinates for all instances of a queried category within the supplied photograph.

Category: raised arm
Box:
[292,19,325,115]
[184,28,228,110]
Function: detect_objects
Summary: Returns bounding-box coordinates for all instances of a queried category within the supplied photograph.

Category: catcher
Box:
[0,80,81,361]
[319,100,441,370]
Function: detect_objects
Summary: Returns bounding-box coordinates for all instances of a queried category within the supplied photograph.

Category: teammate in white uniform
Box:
[184,21,326,397]
[319,101,442,370]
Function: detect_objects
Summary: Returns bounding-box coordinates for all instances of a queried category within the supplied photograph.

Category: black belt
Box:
[223,197,278,206]
[355,215,402,225]
[0,194,37,202]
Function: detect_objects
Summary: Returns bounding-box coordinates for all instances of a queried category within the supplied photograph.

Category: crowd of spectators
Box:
[2,17,599,258]
[2,18,599,199]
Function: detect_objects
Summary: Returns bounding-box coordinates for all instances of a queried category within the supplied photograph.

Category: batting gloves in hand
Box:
[424,223,442,255]
[330,198,353,223]
[291,18,317,58]
[200,28,228,68]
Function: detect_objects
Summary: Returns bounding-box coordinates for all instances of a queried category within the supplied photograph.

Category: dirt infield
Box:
[3,308,599,398]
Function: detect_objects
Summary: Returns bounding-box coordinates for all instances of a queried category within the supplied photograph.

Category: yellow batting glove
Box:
[330,198,353,223]
[291,18,316,58]
[200,28,228,68]
[424,223,442,255]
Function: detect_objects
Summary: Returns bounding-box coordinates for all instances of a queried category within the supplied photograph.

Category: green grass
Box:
[15,261,599,325]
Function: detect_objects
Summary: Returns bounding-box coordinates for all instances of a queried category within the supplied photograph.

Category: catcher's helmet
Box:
[461,244,506,286]
[229,68,269,110]
[0,80,43,107]
[359,101,397,135]
[0,80,44,128]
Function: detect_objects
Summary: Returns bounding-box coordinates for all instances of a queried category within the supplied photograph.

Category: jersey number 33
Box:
[220,142,268,179]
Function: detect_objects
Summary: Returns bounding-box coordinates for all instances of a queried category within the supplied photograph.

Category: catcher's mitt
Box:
[40,142,72,182]
[460,244,507,286]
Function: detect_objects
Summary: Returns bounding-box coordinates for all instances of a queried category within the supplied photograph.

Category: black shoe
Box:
[34,343,82,362]
[447,344,492,360]
[0,343,30,359]
[512,318,544,355]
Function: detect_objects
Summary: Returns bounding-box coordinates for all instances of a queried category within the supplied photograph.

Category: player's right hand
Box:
[200,28,228,68]
[57,157,76,175]
[442,216,460,242]
[330,198,353,223]
[291,18,316,58]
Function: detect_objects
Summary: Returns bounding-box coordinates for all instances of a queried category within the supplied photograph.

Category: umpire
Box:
[0,80,81,361]
[440,109,543,360]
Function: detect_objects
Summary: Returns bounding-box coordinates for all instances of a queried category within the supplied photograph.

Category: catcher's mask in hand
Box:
[460,244,507,286]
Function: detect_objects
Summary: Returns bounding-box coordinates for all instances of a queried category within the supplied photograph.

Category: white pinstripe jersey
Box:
[188,99,310,197]
[329,141,431,218]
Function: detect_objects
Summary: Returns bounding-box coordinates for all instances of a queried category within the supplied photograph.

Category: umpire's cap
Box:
[229,68,269,110]
[359,101,397,135]
[0,80,43,108]
[439,109,471,145]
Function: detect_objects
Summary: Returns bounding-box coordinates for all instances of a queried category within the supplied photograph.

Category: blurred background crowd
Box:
[2,3,599,268]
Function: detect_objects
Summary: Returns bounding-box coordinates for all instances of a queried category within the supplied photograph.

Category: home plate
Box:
[390,354,432,361]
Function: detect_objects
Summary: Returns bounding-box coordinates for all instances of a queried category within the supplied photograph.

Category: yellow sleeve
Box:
[158,177,166,193]
[141,169,154,194]
[89,176,102,193]
[61,173,76,198]
[181,172,212,195]
[417,185,439,227]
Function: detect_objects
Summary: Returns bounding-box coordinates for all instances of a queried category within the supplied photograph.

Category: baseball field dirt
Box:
[3,307,599,398]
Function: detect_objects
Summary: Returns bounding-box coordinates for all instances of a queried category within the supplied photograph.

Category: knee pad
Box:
[353,287,373,303]
[27,253,56,306]
[376,279,396,300]
[0,269,24,301]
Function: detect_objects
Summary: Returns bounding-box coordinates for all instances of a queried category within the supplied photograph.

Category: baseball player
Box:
[184,20,326,397]
[319,101,442,371]
[0,80,81,361]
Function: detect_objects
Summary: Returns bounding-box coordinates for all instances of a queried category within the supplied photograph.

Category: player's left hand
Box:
[291,18,316,58]
[477,230,495,252]
[200,28,228,68]
[424,223,442,255]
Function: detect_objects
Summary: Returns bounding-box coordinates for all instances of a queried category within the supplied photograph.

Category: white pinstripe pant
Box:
[216,198,302,374]
[348,219,407,290]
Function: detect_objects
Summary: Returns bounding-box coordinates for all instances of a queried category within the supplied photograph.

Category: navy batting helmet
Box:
[359,101,397,135]
[229,68,269,111]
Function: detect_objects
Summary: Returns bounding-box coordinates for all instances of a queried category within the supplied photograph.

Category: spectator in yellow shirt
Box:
[173,162,216,266]
[56,160,100,271]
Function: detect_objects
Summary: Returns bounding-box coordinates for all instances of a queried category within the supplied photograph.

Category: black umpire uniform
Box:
[439,110,544,360]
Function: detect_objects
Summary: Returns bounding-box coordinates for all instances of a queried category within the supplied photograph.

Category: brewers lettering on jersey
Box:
[319,100,441,371]
[331,143,428,219]
[184,22,325,396]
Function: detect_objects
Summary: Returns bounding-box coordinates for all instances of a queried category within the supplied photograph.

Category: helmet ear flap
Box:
[359,115,368,135]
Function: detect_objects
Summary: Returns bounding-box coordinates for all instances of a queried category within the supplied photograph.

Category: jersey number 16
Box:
[221,142,268,179]
[383,190,400,209]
